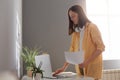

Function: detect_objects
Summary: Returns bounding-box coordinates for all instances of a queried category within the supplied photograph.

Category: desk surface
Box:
[22,75,94,80]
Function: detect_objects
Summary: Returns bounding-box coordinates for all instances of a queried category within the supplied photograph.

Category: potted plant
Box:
[21,46,40,77]
[32,61,44,80]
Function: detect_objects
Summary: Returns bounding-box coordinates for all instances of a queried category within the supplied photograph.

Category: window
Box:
[86,0,120,60]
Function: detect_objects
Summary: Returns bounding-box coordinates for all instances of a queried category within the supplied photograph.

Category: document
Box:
[64,51,84,65]
[56,72,77,78]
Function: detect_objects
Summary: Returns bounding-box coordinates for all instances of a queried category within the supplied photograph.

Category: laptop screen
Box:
[35,54,53,77]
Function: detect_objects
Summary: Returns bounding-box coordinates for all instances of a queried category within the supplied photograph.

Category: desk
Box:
[21,75,94,80]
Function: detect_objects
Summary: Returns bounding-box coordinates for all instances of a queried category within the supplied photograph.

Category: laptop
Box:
[35,54,77,79]
[35,54,56,79]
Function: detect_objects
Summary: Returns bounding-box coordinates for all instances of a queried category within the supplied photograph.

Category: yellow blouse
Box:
[69,22,105,79]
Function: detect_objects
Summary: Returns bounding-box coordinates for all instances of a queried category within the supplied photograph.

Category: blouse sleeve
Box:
[90,24,105,51]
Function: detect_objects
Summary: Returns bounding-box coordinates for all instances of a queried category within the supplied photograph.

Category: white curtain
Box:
[86,0,120,60]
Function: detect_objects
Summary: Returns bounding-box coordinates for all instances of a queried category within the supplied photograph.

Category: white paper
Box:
[56,72,77,78]
[64,51,84,65]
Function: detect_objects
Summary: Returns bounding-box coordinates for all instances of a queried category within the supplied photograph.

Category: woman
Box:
[53,5,105,80]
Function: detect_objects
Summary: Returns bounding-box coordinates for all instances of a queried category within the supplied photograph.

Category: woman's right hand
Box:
[52,62,69,77]
[52,67,65,77]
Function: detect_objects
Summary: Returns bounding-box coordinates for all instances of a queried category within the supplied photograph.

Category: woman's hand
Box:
[79,63,85,68]
[52,67,64,77]
[52,62,69,77]
[79,50,102,68]
[79,61,89,68]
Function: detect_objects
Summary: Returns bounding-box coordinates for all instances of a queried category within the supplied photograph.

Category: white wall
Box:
[0,0,22,77]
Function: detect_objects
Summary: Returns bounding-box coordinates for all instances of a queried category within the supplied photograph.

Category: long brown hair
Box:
[68,5,90,35]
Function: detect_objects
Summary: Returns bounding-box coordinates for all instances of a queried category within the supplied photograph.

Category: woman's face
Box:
[69,10,79,25]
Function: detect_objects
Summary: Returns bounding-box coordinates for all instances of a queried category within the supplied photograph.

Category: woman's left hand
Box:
[79,61,88,68]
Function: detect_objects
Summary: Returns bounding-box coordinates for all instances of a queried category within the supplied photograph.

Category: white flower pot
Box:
[33,73,42,80]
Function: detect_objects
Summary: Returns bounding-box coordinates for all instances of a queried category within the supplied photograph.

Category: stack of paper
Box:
[56,72,77,78]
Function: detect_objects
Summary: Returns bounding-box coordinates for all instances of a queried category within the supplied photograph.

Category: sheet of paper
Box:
[64,51,84,65]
